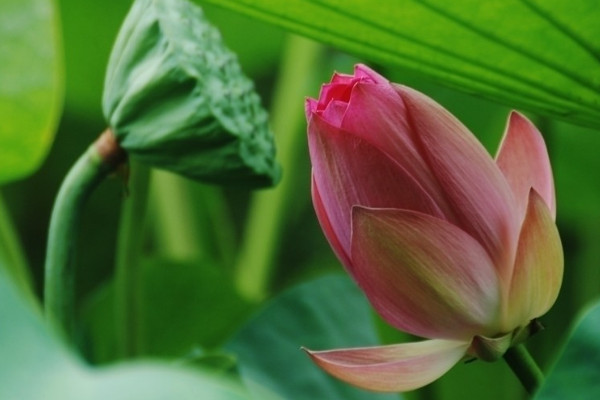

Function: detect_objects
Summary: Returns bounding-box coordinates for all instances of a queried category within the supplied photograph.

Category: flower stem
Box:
[44,129,126,342]
[114,161,150,358]
[149,171,235,266]
[234,35,322,301]
[503,344,544,395]
[150,170,203,262]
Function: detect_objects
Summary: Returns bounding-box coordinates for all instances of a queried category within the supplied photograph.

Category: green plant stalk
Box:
[114,162,150,358]
[150,171,200,261]
[503,344,544,395]
[44,129,126,341]
[234,35,322,301]
[0,193,34,302]
[150,170,200,261]
[150,171,237,267]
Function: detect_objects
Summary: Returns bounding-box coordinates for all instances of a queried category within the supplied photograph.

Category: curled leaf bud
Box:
[102,0,280,187]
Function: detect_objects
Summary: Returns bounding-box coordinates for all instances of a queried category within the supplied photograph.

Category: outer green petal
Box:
[504,190,563,331]
[305,339,469,393]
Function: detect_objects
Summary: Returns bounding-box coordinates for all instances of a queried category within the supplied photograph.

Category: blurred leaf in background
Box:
[535,301,600,399]
[82,258,252,363]
[0,266,253,400]
[0,0,63,185]
[228,274,400,400]
[57,0,129,119]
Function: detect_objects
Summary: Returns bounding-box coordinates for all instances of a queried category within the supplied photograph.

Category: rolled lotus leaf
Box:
[102,0,280,187]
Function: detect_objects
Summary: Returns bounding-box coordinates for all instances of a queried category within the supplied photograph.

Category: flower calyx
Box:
[468,319,544,362]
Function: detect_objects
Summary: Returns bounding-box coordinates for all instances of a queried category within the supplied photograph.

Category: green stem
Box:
[150,171,203,262]
[503,344,544,395]
[150,171,236,267]
[234,35,322,301]
[114,162,150,358]
[44,129,126,341]
[0,192,35,303]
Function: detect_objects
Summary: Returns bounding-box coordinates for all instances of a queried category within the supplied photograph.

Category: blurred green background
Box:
[2,0,599,399]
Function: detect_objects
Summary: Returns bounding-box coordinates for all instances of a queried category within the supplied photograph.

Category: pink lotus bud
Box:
[304,64,563,392]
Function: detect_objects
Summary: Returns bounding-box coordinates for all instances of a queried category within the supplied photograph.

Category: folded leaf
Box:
[103,0,280,187]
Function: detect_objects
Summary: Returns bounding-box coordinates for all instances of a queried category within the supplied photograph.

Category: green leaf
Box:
[58,0,129,117]
[0,0,63,184]
[139,259,252,356]
[535,300,600,399]
[200,3,285,77]
[227,274,400,400]
[0,266,251,400]
[200,0,600,129]
[82,258,252,363]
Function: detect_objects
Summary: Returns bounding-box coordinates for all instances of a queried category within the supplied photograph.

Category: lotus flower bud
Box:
[304,64,563,392]
[102,0,280,187]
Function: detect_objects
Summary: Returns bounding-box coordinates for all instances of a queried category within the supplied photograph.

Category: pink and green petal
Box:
[330,71,357,85]
[305,98,318,119]
[308,115,445,257]
[495,111,556,221]
[351,207,501,340]
[316,83,354,113]
[397,85,519,280]
[311,177,352,270]
[321,99,347,127]
[352,63,388,83]
[503,190,563,331]
[316,64,385,110]
[340,82,455,221]
[305,339,469,392]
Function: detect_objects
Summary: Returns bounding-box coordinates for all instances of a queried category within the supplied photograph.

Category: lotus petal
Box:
[308,114,444,258]
[351,207,501,340]
[352,64,388,83]
[341,82,456,222]
[503,190,563,330]
[305,339,469,392]
[397,85,519,281]
[311,176,352,269]
[496,112,555,220]
[305,97,318,118]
